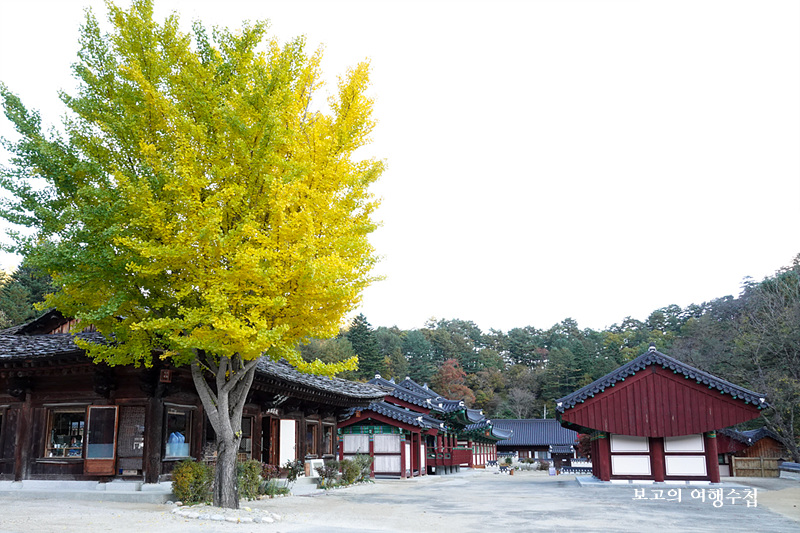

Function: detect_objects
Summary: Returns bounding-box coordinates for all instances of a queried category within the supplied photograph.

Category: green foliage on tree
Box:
[346,314,384,380]
[0,258,55,327]
[403,329,435,384]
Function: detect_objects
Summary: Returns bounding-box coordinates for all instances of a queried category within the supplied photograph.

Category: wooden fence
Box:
[731,456,779,477]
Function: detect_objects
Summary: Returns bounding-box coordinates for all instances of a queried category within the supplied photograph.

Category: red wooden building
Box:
[0,311,386,483]
[556,345,767,483]
[716,428,789,476]
[338,376,511,478]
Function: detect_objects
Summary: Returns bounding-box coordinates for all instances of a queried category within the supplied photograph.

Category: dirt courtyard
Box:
[1,470,798,533]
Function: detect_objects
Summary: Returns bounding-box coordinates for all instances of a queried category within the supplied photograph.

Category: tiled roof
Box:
[397,377,438,398]
[370,375,465,414]
[464,419,513,441]
[0,332,106,359]
[555,346,767,412]
[550,445,574,454]
[0,328,387,403]
[256,359,388,401]
[465,408,484,424]
[344,401,443,429]
[719,427,781,446]
[369,375,437,408]
[492,419,578,447]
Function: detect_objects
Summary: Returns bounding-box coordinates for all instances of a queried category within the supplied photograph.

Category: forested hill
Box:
[312,255,800,461]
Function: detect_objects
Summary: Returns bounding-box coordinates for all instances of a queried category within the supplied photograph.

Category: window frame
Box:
[0,405,7,459]
[306,421,319,458]
[164,403,195,459]
[42,404,89,459]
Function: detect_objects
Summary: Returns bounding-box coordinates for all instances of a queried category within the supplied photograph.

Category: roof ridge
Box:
[555,348,767,412]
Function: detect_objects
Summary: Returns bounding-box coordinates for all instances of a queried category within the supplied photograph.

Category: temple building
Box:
[337,375,511,478]
[493,419,578,467]
[0,311,387,483]
[556,345,768,483]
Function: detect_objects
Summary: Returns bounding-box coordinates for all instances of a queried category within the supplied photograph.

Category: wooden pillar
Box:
[13,394,32,481]
[650,437,665,482]
[399,433,407,479]
[253,412,263,463]
[144,396,164,484]
[468,439,474,468]
[338,432,344,462]
[596,432,611,481]
[705,431,721,483]
[369,432,376,479]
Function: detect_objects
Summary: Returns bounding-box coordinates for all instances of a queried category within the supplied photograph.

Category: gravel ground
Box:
[0,470,797,533]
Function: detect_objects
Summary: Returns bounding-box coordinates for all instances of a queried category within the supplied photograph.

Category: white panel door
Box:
[374,454,401,473]
[610,434,649,452]
[665,455,707,476]
[279,419,296,465]
[373,434,400,453]
[664,434,704,452]
[343,434,370,454]
[611,455,652,476]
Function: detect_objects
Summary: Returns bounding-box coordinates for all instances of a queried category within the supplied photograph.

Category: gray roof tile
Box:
[555,347,767,412]
[492,419,578,447]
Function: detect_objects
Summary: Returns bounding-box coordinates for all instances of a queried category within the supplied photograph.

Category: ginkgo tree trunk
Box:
[0,0,381,509]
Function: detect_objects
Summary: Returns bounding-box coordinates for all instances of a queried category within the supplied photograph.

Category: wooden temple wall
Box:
[0,366,340,482]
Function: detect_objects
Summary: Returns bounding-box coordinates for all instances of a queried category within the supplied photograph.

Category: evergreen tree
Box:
[347,314,384,379]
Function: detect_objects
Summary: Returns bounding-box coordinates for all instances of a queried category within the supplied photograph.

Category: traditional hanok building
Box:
[0,311,386,483]
[338,376,511,478]
[716,427,789,476]
[556,345,768,483]
[493,419,578,466]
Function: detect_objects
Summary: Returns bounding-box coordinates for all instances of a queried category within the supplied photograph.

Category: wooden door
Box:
[83,406,119,476]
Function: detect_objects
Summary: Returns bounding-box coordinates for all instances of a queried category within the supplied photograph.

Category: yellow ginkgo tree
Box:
[0,0,382,508]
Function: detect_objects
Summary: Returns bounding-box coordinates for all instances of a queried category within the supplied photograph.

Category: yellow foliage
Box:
[11,0,382,376]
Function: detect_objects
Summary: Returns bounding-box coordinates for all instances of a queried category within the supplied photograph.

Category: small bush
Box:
[171,460,213,504]
[261,463,280,482]
[262,478,290,497]
[353,453,374,482]
[237,459,263,501]
[315,460,340,488]
[283,459,304,485]
[340,458,360,485]
[537,460,551,471]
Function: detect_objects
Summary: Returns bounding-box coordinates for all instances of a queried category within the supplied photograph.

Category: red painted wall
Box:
[561,366,762,437]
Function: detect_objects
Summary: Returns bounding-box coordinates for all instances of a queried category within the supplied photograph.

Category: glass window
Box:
[45,409,85,458]
[306,423,318,457]
[238,416,253,459]
[323,425,334,456]
[165,407,191,458]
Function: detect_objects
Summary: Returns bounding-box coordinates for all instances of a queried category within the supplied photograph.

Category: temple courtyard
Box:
[0,469,798,532]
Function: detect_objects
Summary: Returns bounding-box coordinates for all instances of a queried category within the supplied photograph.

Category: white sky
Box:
[0,0,798,333]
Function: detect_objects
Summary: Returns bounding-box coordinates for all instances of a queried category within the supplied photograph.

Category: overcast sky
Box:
[0,0,798,333]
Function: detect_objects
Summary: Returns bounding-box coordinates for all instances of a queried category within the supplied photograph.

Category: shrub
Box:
[283,459,304,485]
[315,460,340,488]
[261,463,280,483]
[171,460,213,504]
[537,460,551,471]
[339,458,360,485]
[262,479,290,497]
[237,459,263,501]
[353,453,374,482]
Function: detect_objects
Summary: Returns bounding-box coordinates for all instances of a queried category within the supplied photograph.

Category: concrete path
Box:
[0,469,797,532]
